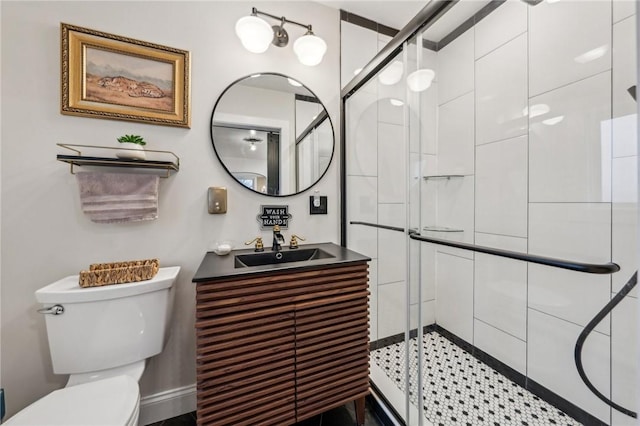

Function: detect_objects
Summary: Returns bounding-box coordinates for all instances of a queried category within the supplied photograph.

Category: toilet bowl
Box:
[5,375,139,426]
[5,266,180,426]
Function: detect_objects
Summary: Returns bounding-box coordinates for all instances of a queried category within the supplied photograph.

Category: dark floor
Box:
[149,399,385,426]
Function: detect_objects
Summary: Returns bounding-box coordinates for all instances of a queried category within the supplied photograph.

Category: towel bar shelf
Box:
[56,143,179,178]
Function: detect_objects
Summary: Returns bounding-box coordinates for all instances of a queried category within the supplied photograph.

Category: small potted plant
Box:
[116,134,147,160]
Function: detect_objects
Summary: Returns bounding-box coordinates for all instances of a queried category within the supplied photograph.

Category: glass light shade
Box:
[378,61,404,85]
[235,15,273,53]
[293,33,327,66]
[288,78,302,87]
[407,69,435,92]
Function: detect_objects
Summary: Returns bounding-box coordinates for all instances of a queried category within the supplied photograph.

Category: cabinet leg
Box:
[355,396,365,426]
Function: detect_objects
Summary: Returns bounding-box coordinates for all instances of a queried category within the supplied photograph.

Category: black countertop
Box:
[192,242,371,282]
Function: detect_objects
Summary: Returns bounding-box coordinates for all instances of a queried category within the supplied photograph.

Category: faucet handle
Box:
[245,237,264,252]
[289,235,306,249]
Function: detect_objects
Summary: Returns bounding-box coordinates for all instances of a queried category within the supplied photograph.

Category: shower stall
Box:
[342,1,638,425]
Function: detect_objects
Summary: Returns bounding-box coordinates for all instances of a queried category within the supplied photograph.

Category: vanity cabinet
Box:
[194,260,370,426]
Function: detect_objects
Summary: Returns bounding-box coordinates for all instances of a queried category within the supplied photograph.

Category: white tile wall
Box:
[410,239,437,306]
[475,232,528,253]
[612,156,637,203]
[528,264,611,334]
[347,176,377,223]
[347,223,378,261]
[421,300,436,326]
[378,81,405,126]
[408,300,435,331]
[529,71,612,203]
[438,91,475,175]
[409,153,421,230]
[421,243,437,303]
[613,15,637,120]
[528,203,612,332]
[341,21,379,90]
[435,176,475,245]
[378,281,407,339]
[612,114,638,158]
[419,49,439,155]
[475,136,528,238]
[410,238,420,305]
[529,203,611,264]
[378,228,406,285]
[475,252,527,340]
[613,0,636,24]
[527,309,611,423]
[346,90,378,177]
[438,28,474,105]
[421,155,438,230]
[611,295,638,425]
[529,0,611,96]
[612,15,637,159]
[475,34,528,146]
[379,203,405,229]
[474,319,526,375]
[474,0,527,60]
[435,252,474,343]
[378,122,406,204]
[612,201,638,295]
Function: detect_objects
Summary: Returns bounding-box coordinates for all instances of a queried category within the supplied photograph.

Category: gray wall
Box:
[0,1,340,418]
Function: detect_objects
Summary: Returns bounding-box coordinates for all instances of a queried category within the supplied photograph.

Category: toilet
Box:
[5,266,181,426]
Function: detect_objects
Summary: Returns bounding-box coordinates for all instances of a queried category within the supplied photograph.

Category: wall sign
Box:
[257,205,293,230]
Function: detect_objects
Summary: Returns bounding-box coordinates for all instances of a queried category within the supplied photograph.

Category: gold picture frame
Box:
[61,23,191,128]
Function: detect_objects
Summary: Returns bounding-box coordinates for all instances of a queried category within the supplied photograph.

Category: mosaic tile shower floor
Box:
[371,331,581,426]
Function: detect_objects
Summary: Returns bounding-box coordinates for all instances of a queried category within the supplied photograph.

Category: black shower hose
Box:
[574,270,637,418]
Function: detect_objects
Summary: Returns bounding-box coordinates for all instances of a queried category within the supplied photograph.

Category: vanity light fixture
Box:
[236,7,327,66]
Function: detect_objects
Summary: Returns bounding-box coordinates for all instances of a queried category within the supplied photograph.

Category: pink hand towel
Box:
[76,172,159,223]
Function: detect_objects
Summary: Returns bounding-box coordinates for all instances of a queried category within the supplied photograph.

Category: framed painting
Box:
[61,23,191,128]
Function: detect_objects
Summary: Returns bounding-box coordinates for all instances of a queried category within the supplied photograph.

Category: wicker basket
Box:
[79,258,159,288]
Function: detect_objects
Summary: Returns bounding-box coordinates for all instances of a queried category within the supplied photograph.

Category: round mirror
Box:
[211,73,335,196]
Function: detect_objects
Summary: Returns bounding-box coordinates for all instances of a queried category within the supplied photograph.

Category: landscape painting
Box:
[85,47,174,112]
[61,23,191,128]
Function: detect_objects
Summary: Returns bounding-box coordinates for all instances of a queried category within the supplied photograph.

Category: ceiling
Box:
[315,1,427,31]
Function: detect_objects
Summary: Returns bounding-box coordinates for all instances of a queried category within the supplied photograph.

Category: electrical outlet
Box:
[309,195,327,214]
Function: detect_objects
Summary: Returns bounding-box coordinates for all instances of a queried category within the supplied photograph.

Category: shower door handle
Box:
[37,304,64,315]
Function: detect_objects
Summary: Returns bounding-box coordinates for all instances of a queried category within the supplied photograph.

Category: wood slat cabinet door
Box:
[294,262,370,423]
[195,275,298,426]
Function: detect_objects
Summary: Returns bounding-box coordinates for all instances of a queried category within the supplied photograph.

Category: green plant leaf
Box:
[117,134,146,146]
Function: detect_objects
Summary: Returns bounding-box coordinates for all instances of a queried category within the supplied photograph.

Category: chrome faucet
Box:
[272,225,285,252]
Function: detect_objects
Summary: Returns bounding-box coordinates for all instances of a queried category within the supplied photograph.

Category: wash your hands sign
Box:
[257,205,293,230]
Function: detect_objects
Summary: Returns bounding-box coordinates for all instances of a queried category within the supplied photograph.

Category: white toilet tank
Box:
[35,266,180,376]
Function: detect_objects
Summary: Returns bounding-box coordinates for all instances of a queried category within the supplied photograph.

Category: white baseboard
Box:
[139,383,196,426]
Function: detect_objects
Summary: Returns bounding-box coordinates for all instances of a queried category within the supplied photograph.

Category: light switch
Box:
[208,187,227,214]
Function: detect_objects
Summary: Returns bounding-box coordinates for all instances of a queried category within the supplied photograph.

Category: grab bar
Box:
[409,233,620,274]
[348,221,619,274]
[349,221,406,233]
[574,271,637,418]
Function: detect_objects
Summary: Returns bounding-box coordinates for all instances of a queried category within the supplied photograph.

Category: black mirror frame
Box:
[210,72,336,198]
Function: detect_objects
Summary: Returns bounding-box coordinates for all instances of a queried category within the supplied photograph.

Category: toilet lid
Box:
[6,375,139,426]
